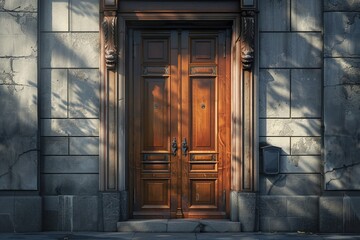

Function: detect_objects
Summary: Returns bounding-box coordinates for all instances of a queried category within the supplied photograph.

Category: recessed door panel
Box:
[130,29,230,219]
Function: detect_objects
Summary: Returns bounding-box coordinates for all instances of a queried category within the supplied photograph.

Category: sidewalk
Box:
[0,232,360,240]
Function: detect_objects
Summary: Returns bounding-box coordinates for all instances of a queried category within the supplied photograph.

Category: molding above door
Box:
[99,0,258,200]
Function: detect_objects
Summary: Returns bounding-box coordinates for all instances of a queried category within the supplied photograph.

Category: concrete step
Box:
[117,219,241,233]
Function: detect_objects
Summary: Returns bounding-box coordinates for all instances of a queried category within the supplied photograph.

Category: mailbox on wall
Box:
[260,145,281,175]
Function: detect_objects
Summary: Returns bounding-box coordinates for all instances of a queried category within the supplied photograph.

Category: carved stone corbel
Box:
[102,16,117,69]
[240,10,255,70]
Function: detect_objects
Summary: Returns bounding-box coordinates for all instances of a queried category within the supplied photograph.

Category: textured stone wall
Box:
[39,0,100,231]
[0,0,41,232]
[258,0,322,232]
[323,0,360,191]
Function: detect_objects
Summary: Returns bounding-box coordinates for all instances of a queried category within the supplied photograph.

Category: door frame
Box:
[99,0,259,221]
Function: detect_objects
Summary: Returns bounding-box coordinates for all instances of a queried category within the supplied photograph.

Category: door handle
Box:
[171,138,178,156]
[182,138,188,156]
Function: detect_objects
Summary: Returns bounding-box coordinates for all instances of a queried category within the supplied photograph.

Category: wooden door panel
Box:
[131,29,230,219]
[190,77,215,151]
[143,77,169,150]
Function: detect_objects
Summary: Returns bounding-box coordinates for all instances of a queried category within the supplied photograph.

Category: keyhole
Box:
[201,103,206,109]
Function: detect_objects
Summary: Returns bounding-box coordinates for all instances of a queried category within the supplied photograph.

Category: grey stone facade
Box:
[0,0,359,233]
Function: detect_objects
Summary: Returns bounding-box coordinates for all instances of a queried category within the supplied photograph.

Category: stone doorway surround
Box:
[99,0,258,230]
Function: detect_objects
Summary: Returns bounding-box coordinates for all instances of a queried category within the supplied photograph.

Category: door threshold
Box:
[117,219,241,232]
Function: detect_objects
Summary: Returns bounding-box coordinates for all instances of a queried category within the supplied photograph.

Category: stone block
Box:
[73,196,98,231]
[0,12,37,57]
[324,0,360,11]
[40,0,69,31]
[58,195,73,231]
[259,69,290,118]
[200,220,241,232]
[230,190,238,222]
[238,192,256,232]
[259,0,289,31]
[260,174,321,195]
[40,69,68,118]
[0,136,38,190]
[167,220,200,232]
[280,156,321,173]
[70,0,99,31]
[291,69,321,118]
[291,137,321,155]
[343,196,360,233]
[0,214,14,232]
[41,174,99,195]
[68,69,100,118]
[324,85,360,136]
[101,192,120,232]
[119,190,129,221]
[260,217,310,232]
[41,137,68,155]
[42,196,59,231]
[259,196,287,218]
[291,0,321,31]
[41,119,99,136]
[260,33,322,68]
[319,196,343,233]
[286,196,318,219]
[324,12,360,57]
[259,137,290,155]
[325,58,360,87]
[40,33,99,68]
[14,197,42,232]
[117,220,167,232]
[259,119,321,137]
[0,0,37,12]
[12,58,37,86]
[42,156,99,174]
[69,137,99,155]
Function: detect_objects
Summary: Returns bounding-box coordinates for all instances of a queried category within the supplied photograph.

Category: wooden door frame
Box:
[99,0,259,221]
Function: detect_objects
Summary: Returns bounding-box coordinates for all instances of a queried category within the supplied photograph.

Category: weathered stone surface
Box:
[286,196,318,218]
[319,196,343,232]
[238,192,256,232]
[260,33,322,68]
[280,156,321,173]
[324,0,360,11]
[40,0,69,31]
[260,137,290,155]
[0,12,37,57]
[0,214,13,232]
[41,174,98,195]
[259,119,321,137]
[324,12,360,57]
[260,216,316,232]
[259,0,289,31]
[343,196,360,233]
[0,0,37,12]
[70,0,99,31]
[40,69,68,118]
[41,119,99,136]
[291,0,321,31]
[291,69,321,118]
[259,196,287,217]
[40,33,99,68]
[291,137,321,155]
[325,58,360,87]
[42,196,59,231]
[102,192,120,232]
[58,195,73,231]
[42,156,99,173]
[14,197,42,232]
[118,220,167,232]
[41,137,68,155]
[0,197,14,232]
[119,190,129,221]
[260,174,321,195]
[68,69,100,118]
[73,196,98,231]
[69,137,99,155]
[259,69,290,118]
[230,191,238,222]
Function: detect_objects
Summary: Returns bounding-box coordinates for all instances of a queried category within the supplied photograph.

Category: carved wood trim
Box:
[102,15,117,70]
[240,10,255,70]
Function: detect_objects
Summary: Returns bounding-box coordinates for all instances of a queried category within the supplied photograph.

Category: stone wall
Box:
[258,0,322,232]
[0,0,41,232]
[319,0,360,233]
[39,0,101,231]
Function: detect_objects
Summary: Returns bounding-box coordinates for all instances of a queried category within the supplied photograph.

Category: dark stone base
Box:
[238,192,257,232]
[0,196,41,232]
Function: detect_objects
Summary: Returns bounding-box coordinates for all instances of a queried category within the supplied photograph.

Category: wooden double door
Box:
[129,29,231,219]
